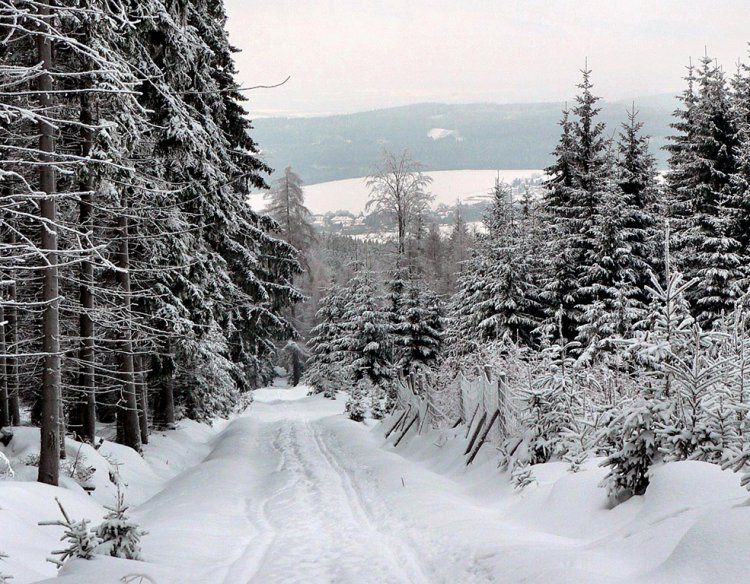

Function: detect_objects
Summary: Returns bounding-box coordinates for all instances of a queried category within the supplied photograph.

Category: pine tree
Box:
[577,157,648,353]
[666,55,742,324]
[616,106,661,288]
[600,396,668,500]
[541,67,612,344]
[95,488,146,560]
[305,285,348,395]
[339,265,394,387]
[540,106,580,343]
[395,276,443,375]
[265,166,317,264]
[448,180,541,352]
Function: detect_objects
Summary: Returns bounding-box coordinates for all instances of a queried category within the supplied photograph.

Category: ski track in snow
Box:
[223,404,432,584]
[133,388,631,584]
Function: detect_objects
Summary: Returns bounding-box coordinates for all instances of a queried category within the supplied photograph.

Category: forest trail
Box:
[131,386,628,584]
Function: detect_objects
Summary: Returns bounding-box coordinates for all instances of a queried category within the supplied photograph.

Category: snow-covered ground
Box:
[3,385,749,583]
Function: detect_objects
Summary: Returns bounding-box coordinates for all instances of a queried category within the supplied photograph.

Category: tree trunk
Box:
[161,372,176,430]
[37,1,61,486]
[115,190,142,454]
[156,340,176,430]
[6,274,20,426]
[0,304,9,428]
[78,91,96,444]
[137,354,149,445]
[58,399,66,460]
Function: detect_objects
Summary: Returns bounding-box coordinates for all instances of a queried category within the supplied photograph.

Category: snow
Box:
[427,128,462,141]
[249,169,543,215]
[3,387,749,583]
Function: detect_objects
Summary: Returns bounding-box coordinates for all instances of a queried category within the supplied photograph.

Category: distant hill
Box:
[251,95,677,184]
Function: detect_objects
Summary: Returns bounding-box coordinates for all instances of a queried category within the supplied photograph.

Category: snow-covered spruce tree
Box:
[600,395,668,501]
[39,498,99,568]
[515,339,577,465]
[730,53,750,269]
[539,67,613,346]
[445,203,473,293]
[304,284,349,396]
[577,106,662,356]
[384,264,410,365]
[393,274,443,376]
[539,106,580,344]
[95,487,146,560]
[616,106,662,288]
[666,55,742,325]
[340,265,394,387]
[447,180,542,354]
[345,379,368,422]
[370,382,387,420]
[657,325,733,462]
[130,0,302,412]
[576,154,649,356]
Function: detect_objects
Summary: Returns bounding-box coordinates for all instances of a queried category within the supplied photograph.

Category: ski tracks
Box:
[220,403,498,583]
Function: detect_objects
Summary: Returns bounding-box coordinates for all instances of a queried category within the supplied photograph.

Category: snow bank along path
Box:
[34,385,750,583]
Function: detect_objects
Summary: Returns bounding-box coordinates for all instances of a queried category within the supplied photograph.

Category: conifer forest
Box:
[1,1,750,583]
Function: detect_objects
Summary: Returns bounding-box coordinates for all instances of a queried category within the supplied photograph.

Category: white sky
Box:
[224,0,750,117]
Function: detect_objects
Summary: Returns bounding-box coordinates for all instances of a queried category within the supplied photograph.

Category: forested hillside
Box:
[253,96,675,184]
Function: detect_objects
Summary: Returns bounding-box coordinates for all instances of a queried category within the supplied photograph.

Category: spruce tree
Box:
[666,55,742,324]
[395,276,443,375]
[340,265,394,387]
[448,180,542,352]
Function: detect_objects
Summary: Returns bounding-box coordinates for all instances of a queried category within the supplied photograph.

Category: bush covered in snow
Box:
[95,488,147,560]
[39,498,100,568]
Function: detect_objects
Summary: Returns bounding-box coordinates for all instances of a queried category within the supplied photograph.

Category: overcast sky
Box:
[224,0,750,118]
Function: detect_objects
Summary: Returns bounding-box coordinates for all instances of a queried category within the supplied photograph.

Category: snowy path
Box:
[126,386,608,584]
[44,384,746,584]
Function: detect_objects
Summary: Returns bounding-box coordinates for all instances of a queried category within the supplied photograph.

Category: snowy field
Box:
[2,385,749,583]
[250,169,543,215]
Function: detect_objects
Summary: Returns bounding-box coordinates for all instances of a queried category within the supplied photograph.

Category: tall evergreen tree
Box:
[339,265,393,387]
[666,55,742,324]
[448,180,542,352]
[264,167,317,263]
[541,67,611,344]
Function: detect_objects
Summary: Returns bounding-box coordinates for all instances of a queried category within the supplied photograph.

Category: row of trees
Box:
[451,56,750,356]
[302,53,750,501]
[0,1,300,485]
[305,262,443,406]
[438,55,750,500]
